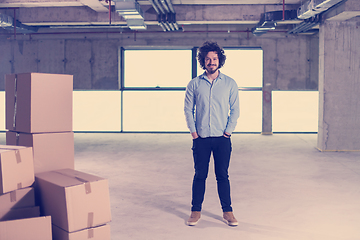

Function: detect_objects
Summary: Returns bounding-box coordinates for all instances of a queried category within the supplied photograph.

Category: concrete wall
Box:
[0,32,319,91]
[0,38,119,90]
[0,31,319,133]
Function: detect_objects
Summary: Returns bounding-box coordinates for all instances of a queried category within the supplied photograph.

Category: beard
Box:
[206,64,219,74]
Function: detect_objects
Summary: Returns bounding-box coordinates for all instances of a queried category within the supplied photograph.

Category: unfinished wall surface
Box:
[0,31,319,134]
[0,32,318,91]
[0,38,119,90]
[317,20,360,151]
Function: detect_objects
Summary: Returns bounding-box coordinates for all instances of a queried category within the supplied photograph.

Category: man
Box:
[184,41,240,226]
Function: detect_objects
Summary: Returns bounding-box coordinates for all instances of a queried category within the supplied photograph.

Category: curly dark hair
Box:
[197,41,226,70]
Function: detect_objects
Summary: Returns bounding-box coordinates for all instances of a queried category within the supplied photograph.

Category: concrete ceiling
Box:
[0,0,359,35]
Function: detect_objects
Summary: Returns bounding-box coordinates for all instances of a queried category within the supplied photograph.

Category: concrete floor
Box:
[2,133,360,240]
[71,133,360,240]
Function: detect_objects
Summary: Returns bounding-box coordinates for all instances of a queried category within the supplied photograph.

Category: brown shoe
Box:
[187,211,201,226]
[223,212,238,226]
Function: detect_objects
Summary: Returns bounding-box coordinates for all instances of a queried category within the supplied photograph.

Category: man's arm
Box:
[225,81,240,134]
[184,81,198,138]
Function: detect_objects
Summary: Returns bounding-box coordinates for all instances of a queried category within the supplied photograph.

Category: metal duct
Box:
[0,13,13,27]
[298,0,344,19]
[288,14,322,34]
[252,10,297,36]
[1,13,38,33]
[114,0,146,30]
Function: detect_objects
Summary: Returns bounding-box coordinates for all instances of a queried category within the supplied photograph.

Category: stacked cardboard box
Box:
[0,145,36,221]
[4,73,111,240]
[0,216,52,240]
[5,73,74,174]
[0,145,52,239]
[36,169,112,240]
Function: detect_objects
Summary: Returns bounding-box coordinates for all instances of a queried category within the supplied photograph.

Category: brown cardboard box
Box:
[52,224,111,240]
[0,187,36,211]
[0,206,40,221]
[35,169,111,232]
[6,131,74,174]
[5,72,73,133]
[0,216,52,240]
[0,145,34,194]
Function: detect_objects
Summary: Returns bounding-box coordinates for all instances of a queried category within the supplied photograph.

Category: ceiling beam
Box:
[138,0,302,5]
[324,0,360,21]
[79,0,109,12]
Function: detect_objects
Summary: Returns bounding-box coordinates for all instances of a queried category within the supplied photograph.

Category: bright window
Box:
[124,50,192,88]
[122,91,187,132]
[272,91,319,132]
[236,91,262,132]
[73,91,121,131]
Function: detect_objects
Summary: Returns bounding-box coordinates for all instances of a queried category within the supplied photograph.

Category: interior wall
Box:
[0,32,319,91]
[0,31,319,134]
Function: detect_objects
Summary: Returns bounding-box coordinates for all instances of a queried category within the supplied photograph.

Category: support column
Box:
[317,20,360,151]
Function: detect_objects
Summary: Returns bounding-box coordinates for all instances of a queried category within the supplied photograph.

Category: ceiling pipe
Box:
[0,29,240,36]
[13,8,16,39]
[283,0,285,20]
[165,0,175,13]
[0,29,289,37]
[159,0,170,13]
[148,0,160,14]
[151,0,181,32]
[158,22,167,31]
[165,0,179,30]
[287,14,321,34]
[154,0,165,14]
[0,29,290,39]
[151,0,167,31]
[109,0,111,25]
[163,22,171,31]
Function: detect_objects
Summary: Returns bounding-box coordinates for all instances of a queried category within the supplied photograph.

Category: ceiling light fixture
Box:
[0,13,13,28]
[252,10,297,36]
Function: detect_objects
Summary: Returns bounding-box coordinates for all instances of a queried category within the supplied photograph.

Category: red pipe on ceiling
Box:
[283,0,285,20]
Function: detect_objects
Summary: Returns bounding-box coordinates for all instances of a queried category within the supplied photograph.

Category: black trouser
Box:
[191,136,233,212]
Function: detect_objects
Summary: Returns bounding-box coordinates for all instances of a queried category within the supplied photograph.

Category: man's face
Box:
[204,51,219,74]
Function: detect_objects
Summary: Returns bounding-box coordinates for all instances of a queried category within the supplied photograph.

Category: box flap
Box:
[36,169,104,188]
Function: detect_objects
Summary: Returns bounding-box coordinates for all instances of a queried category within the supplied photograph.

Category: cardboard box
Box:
[0,206,40,221]
[0,216,52,240]
[0,187,36,211]
[35,169,111,232]
[0,145,34,194]
[6,131,74,174]
[52,224,111,240]
[5,72,73,133]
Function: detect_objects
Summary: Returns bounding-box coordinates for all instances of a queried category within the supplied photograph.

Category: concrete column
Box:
[317,20,360,151]
[261,39,277,135]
